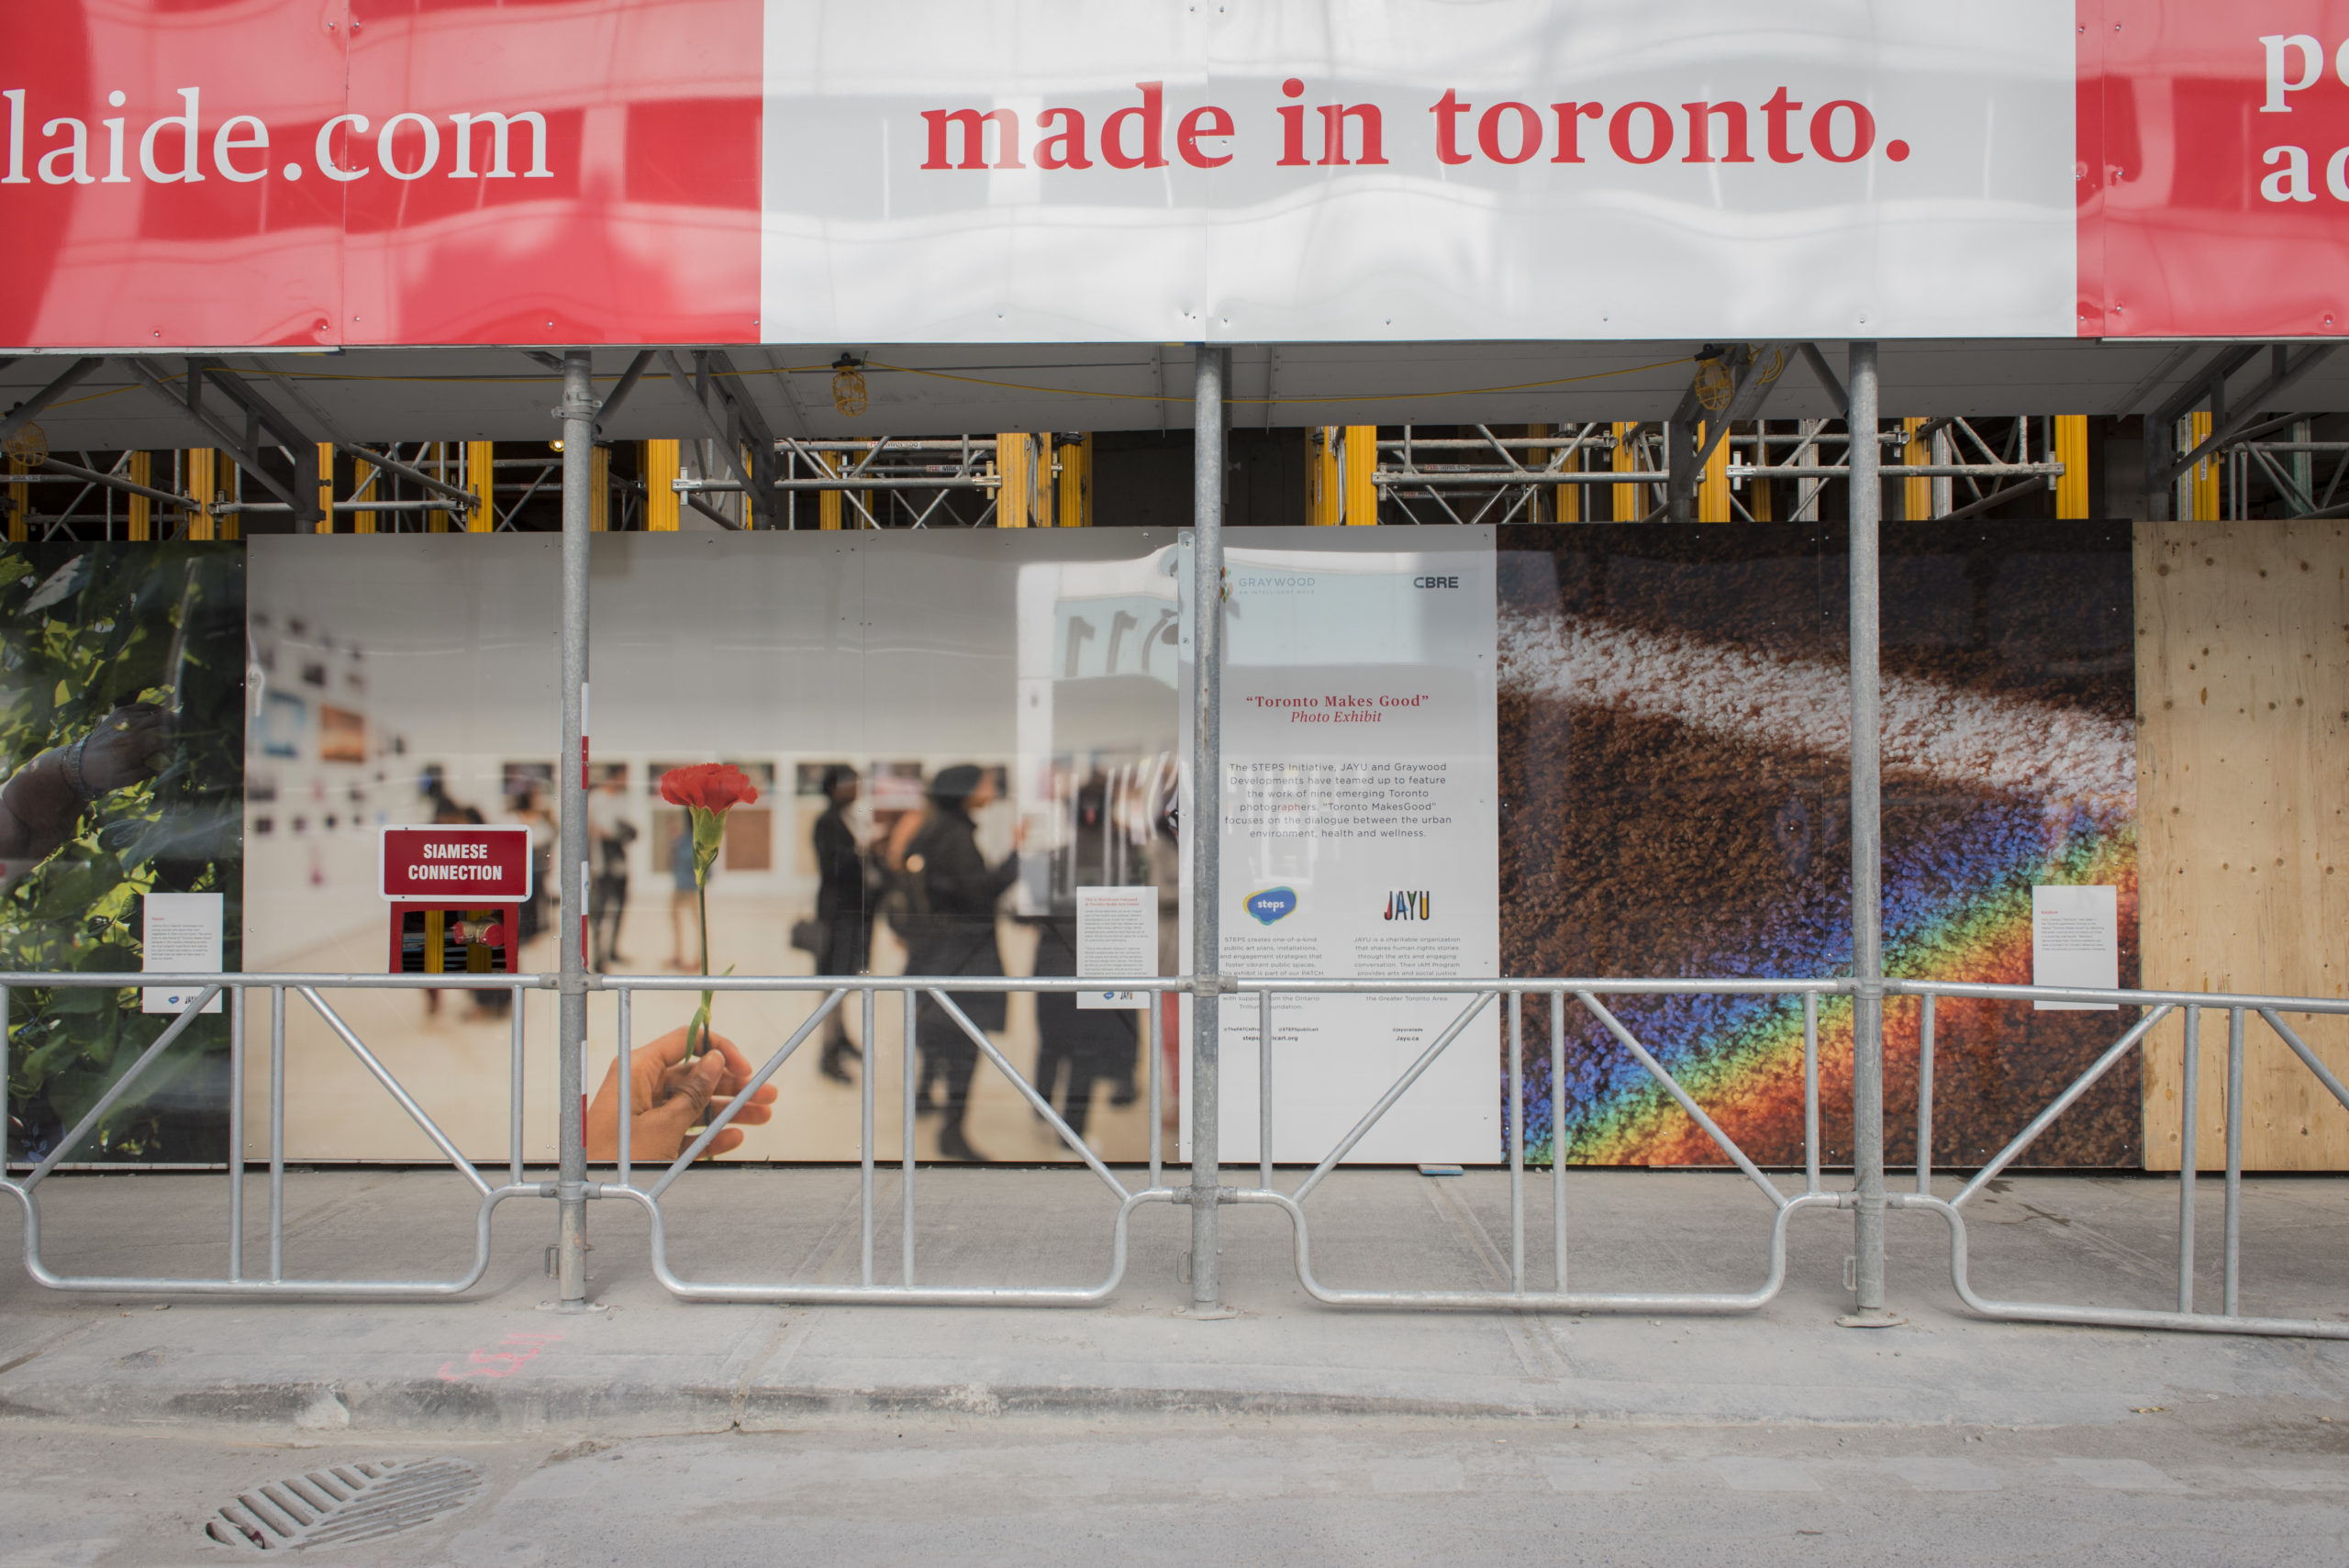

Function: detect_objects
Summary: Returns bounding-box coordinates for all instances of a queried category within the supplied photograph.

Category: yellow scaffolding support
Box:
[1611,422,1639,521]
[128,452,153,540]
[1697,423,1731,524]
[1056,434,1092,526]
[643,440,679,531]
[2054,416,2089,519]
[1902,417,1931,523]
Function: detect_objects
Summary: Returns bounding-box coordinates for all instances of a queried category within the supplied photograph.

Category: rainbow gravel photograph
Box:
[1498,521,2139,1170]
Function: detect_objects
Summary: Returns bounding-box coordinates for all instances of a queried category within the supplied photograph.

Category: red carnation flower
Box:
[660,763,760,812]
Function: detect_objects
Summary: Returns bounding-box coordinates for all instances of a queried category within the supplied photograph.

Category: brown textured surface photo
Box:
[1497,522,2140,1170]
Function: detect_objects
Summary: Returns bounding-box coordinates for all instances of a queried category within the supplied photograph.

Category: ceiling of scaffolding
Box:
[9,340,2349,450]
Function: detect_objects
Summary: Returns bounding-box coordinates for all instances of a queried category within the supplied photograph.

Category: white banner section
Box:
[763,0,2076,343]
[1182,528,1499,1166]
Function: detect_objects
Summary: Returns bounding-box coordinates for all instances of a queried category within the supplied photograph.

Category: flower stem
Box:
[692,873,713,1058]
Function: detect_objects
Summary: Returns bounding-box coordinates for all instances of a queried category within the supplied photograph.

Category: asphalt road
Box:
[5,1401,2345,1568]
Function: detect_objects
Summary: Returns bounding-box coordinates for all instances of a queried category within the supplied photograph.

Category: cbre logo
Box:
[1245,886,1298,925]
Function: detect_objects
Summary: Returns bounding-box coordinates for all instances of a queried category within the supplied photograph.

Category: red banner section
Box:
[380,824,533,903]
[2088,0,2349,338]
[0,0,761,349]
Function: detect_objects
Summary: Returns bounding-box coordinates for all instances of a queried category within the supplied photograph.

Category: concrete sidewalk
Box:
[1,1166,2344,1435]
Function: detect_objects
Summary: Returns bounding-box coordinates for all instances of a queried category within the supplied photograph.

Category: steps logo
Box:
[1383,890,1432,921]
[1245,886,1298,925]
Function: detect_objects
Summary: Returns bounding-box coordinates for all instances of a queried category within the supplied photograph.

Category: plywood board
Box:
[2137,521,2349,1171]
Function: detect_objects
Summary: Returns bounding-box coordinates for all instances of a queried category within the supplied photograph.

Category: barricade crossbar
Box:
[2,969,2347,1340]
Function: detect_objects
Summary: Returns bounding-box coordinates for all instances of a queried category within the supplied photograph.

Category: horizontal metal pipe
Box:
[1731,463,2066,479]
[680,476,1001,493]
[34,457,197,508]
[1893,979,2349,1016]
[772,439,1001,453]
[0,971,548,990]
[225,500,454,514]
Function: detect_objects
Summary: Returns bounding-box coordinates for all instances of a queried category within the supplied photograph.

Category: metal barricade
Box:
[593,973,1186,1305]
[1224,978,1850,1312]
[1887,979,2349,1340]
[0,971,550,1296]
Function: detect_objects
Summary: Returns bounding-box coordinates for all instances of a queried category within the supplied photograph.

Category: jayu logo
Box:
[1245,886,1298,925]
[1383,890,1431,921]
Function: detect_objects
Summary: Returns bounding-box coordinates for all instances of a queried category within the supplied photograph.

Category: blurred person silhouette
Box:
[418,770,485,1024]
[1027,770,1144,1143]
[810,765,874,1084]
[587,768,634,970]
[666,806,703,971]
[898,764,1023,1162]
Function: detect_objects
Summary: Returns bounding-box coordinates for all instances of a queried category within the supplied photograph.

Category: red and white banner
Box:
[1,2,2342,349]
[380,824,533,903]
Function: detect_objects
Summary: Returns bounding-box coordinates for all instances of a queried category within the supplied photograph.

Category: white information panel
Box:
[2032,884,2119,1012]
[1076,885,1157,1010]
[1181,528,1499,1165]
[141,893,224,1016]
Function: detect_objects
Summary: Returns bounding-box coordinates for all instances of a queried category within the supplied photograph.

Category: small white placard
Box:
[2032,884,2118,1011]
[1075,886,1157,1010]
[141,892,224,1015]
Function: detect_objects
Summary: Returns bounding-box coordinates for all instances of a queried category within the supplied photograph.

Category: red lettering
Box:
[1316,103,1386,166]
[1760,87,1803,163]
[1102,82,1164,170]
[1549,102,1603,163]
[1609,102,1672,164]
[1035,106,1090,170]
[1809,100,1874,162]
[1476,102,1540,164]
[1177,104,1233,168]
[920,107,1021,171]
[1430,89,1471,166]
[1278,78,1308,167]
[1680,101,1752,163]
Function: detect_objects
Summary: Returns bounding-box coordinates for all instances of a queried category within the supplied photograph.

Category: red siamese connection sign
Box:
[0,1,2338,348]
[380,825,533,903]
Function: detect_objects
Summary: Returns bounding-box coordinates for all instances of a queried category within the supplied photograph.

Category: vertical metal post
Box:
[510,987,528,1189]
[1803,990,1820,1195]
[1149,987,1163,1191]
[2178,1006,2199,1314]
[268,984,284,1283]
[615,987,631,1188]
[1844,340,1894,1324]
[1550,989,1566,1292]
[1508,989,1525,1293]
[860,984,875,1287]
[2224,1006,2243,1317]
[228,984,244,1281]
[1257,986,1273,1191]
[1189,344,1230,1315]
[1916,994,1933,1195]
[555,349,598,1307]
[901,985,918,1285]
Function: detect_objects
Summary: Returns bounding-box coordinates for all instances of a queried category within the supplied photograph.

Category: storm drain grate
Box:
[202,1458,485,1551]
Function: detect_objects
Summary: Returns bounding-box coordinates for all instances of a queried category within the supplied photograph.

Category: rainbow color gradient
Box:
[1531,794,2138,1167]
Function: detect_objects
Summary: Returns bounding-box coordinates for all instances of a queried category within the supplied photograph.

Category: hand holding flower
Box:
[658,763,761,1059]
